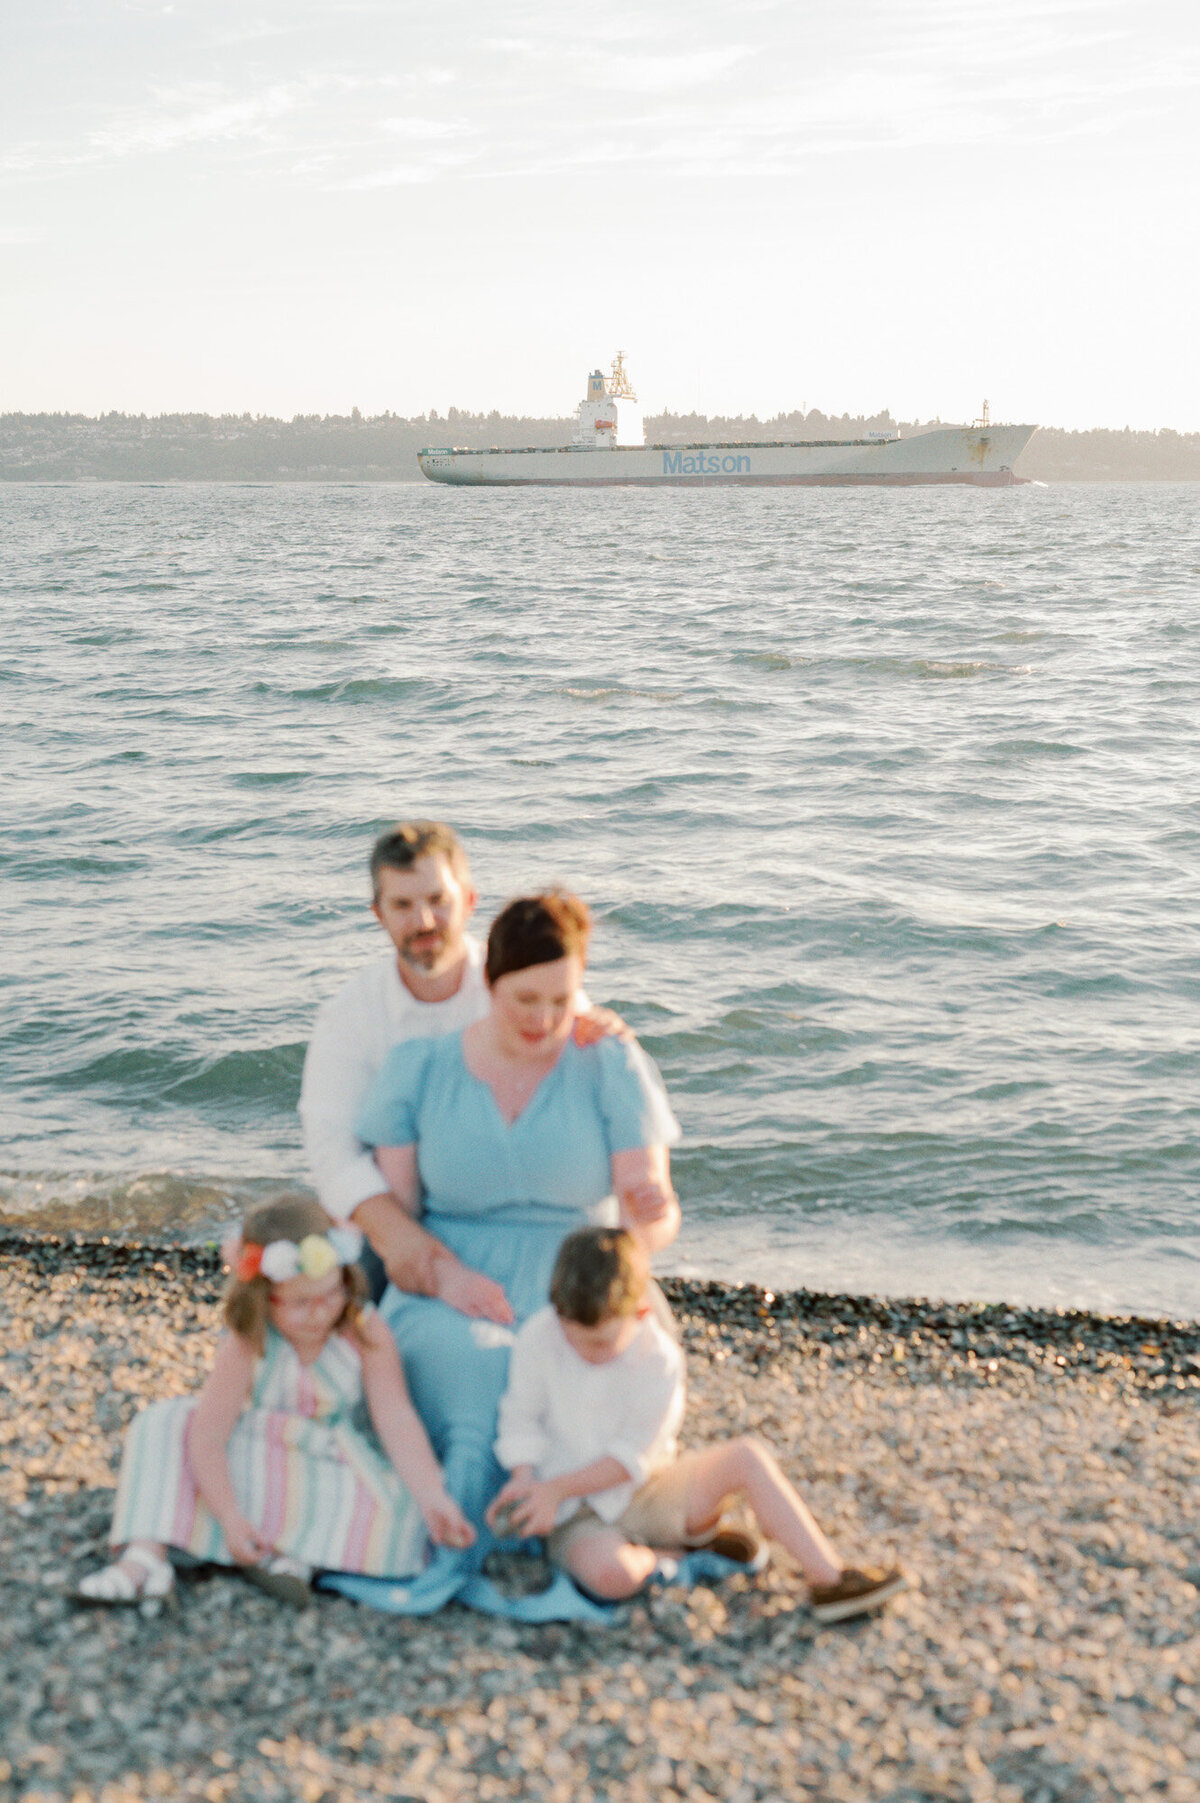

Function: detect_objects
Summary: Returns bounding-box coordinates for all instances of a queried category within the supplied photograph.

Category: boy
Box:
[488,1227,907,1623]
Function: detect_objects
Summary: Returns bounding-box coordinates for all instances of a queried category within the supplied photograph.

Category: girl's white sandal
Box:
[74,1546,176,1612]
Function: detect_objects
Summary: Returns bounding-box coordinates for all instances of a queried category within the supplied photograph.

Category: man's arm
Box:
[358,1145,514,1323]
[299,983,397,1222]
[300,983,507,1318]
[351,1190,445,1295]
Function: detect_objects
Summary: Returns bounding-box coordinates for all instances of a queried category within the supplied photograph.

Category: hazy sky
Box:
[3,1,1197,428]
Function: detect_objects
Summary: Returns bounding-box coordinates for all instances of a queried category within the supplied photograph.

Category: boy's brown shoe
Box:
[711,1527,770,1571]
[694,1522,770,1572]
[809,1565,907,1623]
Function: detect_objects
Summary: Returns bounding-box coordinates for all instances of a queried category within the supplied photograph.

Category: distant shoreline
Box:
[4,410,1199,483]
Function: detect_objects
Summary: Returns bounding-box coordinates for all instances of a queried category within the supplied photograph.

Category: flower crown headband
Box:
[223,1223,364,1285]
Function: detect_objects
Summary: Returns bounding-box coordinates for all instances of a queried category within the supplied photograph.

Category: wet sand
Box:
[2,1235,1198,1803]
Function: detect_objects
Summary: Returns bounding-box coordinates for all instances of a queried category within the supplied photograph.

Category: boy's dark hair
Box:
[369,820,470,903]
[550,1227,647,1327]
[485,891,591,987]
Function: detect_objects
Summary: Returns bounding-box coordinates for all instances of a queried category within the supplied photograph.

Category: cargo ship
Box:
[418,356,1036,489]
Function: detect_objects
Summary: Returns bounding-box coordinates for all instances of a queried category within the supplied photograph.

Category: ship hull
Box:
[418,424,1037,488]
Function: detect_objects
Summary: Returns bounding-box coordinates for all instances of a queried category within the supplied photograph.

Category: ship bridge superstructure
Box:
[572,352,644,449]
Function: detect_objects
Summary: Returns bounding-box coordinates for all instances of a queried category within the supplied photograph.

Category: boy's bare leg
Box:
[562,1525,659,1601]
[681,1439,843,1588]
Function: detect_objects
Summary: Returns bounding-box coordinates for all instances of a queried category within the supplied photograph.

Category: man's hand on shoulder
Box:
[572,1005,633,1047]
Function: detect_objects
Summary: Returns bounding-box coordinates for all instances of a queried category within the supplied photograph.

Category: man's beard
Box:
[400,930,448,971]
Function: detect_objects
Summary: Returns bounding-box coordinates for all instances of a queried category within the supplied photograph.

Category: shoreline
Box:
[3,1233,1198,1802]
[3,1225,1198,1347]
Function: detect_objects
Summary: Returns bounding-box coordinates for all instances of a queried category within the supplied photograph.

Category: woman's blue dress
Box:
[342,1030,680,1614]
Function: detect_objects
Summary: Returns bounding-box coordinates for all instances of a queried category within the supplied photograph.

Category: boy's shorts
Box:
[546,1452,708,1567]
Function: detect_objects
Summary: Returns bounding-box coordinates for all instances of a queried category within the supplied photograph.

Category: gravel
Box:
[2,1233,1198,1803]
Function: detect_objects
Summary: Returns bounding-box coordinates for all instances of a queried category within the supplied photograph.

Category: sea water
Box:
[2,480,1197,1319]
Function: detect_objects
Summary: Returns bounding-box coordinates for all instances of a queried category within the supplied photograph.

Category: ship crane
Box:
[605,352,637,401]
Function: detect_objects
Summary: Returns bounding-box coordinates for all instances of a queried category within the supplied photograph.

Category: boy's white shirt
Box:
[299,936,592,1221]
[495,1306,685,1525]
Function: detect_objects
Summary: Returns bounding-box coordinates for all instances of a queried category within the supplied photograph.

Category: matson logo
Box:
[663,451,751,475]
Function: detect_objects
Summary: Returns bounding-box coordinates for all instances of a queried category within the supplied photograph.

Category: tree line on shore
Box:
[2,407,1198,481]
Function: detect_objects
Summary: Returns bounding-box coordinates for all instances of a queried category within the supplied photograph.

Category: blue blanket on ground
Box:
[320,1545,754,1622]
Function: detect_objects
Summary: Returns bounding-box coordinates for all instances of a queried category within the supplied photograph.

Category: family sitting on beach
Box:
[77,820,905,1624]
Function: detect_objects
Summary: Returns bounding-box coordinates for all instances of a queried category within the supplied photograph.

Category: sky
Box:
[2,0,1197,429]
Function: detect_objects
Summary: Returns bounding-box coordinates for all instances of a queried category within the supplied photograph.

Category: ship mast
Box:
[605,352,637,401]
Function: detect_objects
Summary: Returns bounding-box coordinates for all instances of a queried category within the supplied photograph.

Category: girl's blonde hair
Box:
[223,1195,368,1355]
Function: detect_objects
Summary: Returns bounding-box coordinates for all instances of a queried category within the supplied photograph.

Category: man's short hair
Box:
[550,1227,648,1326]
[369,820,470,902]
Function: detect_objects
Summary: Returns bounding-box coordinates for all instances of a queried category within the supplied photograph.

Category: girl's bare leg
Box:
[681,1439,843,1588]
[562,1526,659,1601]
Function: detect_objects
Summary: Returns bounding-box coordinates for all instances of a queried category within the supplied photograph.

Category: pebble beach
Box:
[2,1236,1198,1803]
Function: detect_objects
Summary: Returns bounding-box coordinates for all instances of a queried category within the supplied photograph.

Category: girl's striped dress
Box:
[109,1323,427,1578]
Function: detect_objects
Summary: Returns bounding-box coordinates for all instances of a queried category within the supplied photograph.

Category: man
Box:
[299,819,612,1316]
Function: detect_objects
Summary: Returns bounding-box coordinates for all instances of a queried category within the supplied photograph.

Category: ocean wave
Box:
[0,1168,285,1240]
[259,676,425,703]
[41,1042,305,1110]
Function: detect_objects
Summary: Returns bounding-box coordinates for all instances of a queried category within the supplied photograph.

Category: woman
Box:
[351,891,680,1606]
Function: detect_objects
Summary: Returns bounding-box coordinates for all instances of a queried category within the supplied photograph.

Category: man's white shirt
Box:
[299,936,491,1220]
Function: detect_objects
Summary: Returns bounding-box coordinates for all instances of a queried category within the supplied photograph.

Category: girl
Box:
[75,1197,474,1608]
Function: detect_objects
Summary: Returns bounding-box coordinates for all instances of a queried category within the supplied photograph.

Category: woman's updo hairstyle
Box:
[485,890,591,986]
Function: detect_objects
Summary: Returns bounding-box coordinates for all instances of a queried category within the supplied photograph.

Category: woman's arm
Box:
[185,1334,272,1565]
[372,1142,420,1211]
[360,1145,514,1322]
[612,1144,681,1254]
[356,1315,475,1548]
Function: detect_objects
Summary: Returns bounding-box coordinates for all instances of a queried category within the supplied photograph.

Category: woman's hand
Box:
[432,1252,515,1324]
[419,1490,476,1550]
[619,1175,677,1227]
[572,1005,633,1046]
[486,1471,562,1539]
[223,1514,274,1566]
